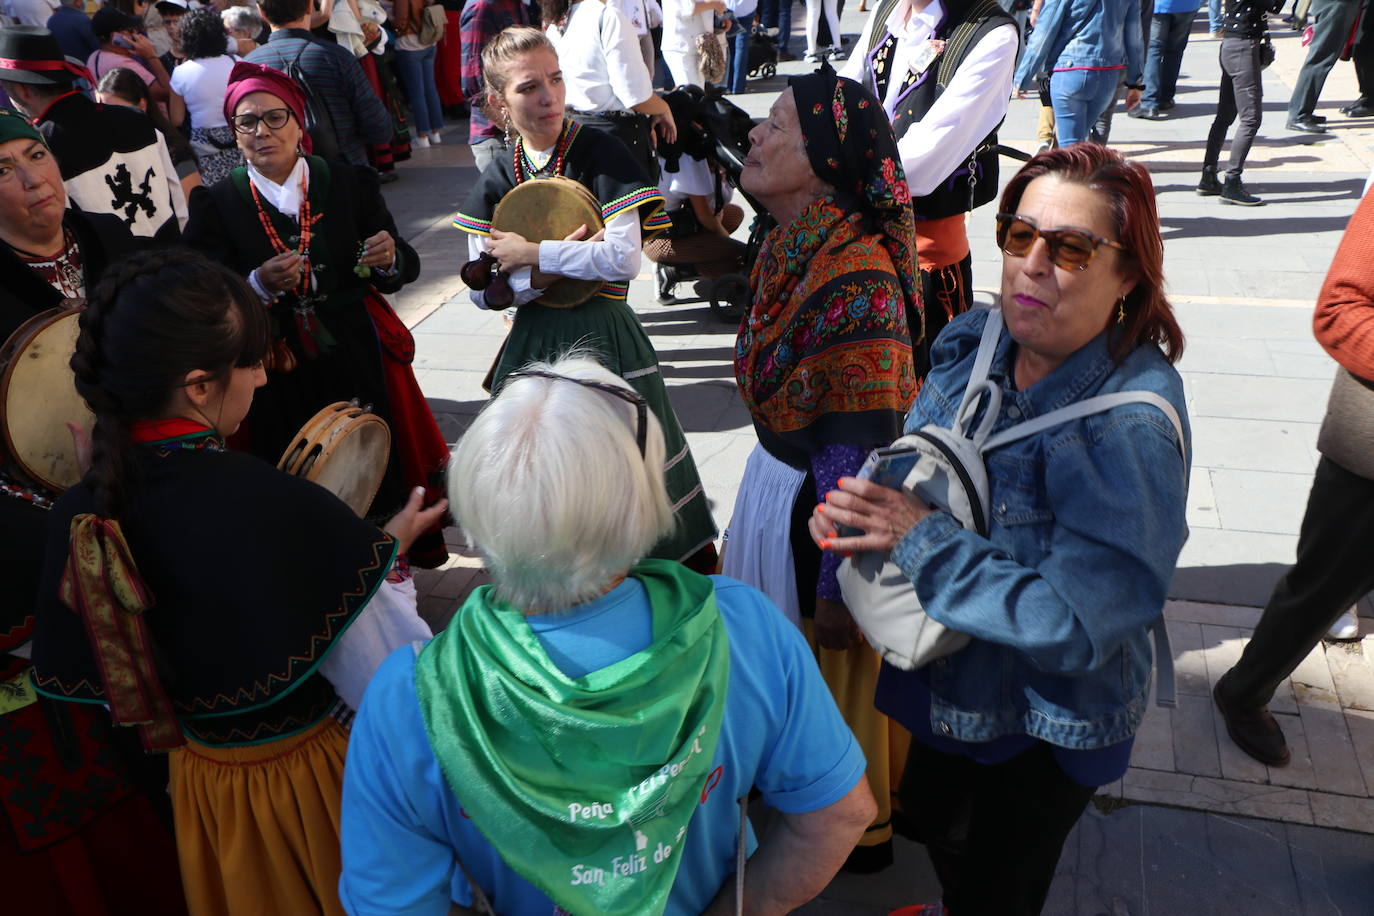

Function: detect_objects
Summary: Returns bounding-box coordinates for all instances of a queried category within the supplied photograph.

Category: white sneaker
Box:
[1328,608,1361,641]
[413,135,431,149]
[429,132,443,145]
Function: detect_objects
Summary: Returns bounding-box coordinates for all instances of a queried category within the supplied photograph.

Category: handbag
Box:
[1258,32,1276,69]
[418,3,447,45]
[837,308,1187,679]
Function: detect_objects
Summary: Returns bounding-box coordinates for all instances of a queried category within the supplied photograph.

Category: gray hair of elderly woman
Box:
[221,5,262,36]
[447,354,674,614]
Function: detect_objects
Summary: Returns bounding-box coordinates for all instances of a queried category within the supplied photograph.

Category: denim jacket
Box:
[891,309,1190,749]
[1013,0,1145,90]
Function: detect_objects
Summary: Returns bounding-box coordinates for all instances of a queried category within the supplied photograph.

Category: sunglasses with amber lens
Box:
[995,213,1127,271]
[231,108,293,134]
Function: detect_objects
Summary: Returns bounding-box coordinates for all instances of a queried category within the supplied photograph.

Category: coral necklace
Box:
[513,119,577,184]
[248,179,313,299]
[247,167,335,359]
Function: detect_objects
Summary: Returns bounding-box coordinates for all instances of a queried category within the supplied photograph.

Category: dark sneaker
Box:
[1213,674,1290,766]
[1220,175,1263,205]
[1341,100,1374,117]
[1128,106,1163,120]
[1159,99,1176,111]
[1197,167,1223,196]
[1287,114,1330,133]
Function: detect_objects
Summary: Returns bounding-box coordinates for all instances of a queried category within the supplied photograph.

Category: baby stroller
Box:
[648,85,775,323]
[746,24,780,80]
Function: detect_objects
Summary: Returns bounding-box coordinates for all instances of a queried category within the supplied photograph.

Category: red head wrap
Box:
[221,60,312,154]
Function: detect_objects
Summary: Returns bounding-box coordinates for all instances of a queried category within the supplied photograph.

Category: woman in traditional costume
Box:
[455,26,717,571]
[724,65,922,872]
[30,248,443,916]
[182,61,450,566]
[0,108,186,916]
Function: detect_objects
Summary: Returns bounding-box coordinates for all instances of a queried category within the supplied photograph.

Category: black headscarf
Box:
[787,63,922,337]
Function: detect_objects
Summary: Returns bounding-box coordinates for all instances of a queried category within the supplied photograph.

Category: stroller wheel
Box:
[708,274,749,323]
[762,62,776,78]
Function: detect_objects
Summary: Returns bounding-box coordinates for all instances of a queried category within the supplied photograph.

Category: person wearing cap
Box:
[0,106,187,916]
[0,26,187,243]
[87,4,182,123]
[152,0,189,70]
[45,0,98,61]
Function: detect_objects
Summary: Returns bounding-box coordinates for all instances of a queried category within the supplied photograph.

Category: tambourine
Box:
[0,306,94,493]
[460,175,605,309]
[277,400,391,517]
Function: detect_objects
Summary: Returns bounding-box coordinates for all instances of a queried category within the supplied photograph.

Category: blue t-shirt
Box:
[339,576,866,916]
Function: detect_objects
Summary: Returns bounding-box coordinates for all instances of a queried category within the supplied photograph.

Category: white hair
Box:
[221,5,262,34]
[448,353,674,614]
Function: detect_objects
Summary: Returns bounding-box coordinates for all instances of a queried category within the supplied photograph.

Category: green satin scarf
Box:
[415,559,730,916]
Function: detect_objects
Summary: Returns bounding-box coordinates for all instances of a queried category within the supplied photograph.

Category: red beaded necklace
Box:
[512,119,576,185]
[248,176,314,299]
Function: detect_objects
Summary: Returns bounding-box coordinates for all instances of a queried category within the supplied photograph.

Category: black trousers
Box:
[1288,0,1362,119]
[1204,37,1264,179]
[1223,456,1374,708]
[898,740,1097,915]
[1353,0,1374,100]
[914,254,973,380]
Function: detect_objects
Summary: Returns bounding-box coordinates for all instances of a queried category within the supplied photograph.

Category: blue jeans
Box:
[394,44,444,136]
[759,0,792,53]
[1143,11,1194,107]
[1208,0,1223,32]
[1050,68,1121,145]
[727,11,755,93]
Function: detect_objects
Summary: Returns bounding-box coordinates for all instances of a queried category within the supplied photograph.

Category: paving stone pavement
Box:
[377,6,1374,911]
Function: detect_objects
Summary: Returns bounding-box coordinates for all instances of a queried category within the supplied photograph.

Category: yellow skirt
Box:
[169,717,349,916]
[803,621,911,850]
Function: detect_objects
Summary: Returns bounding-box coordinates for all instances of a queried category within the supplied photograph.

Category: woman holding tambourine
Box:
[31,249,443,916]
[454,26,717,572]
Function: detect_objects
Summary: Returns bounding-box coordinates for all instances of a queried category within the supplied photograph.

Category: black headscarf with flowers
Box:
[788,63,922,326]
[735,65,922,467]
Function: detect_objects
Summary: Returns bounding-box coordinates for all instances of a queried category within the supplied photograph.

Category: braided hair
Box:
[70,248,271,520]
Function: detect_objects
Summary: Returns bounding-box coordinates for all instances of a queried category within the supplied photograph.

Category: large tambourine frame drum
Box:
[278,400,391,517]
[0,307,94,493]
[492,175,604,308]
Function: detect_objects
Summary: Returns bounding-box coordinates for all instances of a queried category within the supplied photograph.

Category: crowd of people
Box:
[0,0,1369,913]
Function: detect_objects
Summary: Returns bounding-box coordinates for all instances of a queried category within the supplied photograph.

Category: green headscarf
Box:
[415,558,730,916]
[0,107,46,146]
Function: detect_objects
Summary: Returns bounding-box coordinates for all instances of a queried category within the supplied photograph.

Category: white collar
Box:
[246,155,309,220]
[889,0,943,39]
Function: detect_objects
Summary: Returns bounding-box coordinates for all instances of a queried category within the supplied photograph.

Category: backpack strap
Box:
[950,308,1006,447]
[980,390,1187,463]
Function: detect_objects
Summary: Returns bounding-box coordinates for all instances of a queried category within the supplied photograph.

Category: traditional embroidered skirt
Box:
[0,660,186,916]
[169,717,349,916]
[490,294,717,564]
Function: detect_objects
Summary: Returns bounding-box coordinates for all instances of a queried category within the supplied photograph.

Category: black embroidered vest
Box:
[861,0,1016,220]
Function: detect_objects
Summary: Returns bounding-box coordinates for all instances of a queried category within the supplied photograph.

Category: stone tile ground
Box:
[379,7,1374,910]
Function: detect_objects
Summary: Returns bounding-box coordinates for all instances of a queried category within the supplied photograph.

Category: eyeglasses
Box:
[231,108,293,135]
[995,213,1128,271]
[502,369,648,458]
